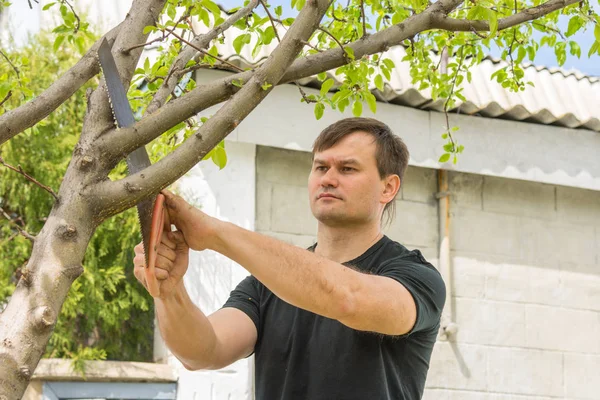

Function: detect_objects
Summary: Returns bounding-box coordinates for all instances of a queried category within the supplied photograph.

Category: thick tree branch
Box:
[77,0,167,157]
[431,0,579,32]
[145,0,259,115]
[0,24,122,147]
[0,156,58,201]
[92,0,333,214]
[97,0,462,161]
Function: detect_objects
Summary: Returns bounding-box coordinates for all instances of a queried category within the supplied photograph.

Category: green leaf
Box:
[317,72,327,81]
[483,9,498,37]
[381,58,395,70]
[211,145,227,169]
[199,8,210,27]
[595,25,600,43]
[320,78,334,95]
[142,25,156,34]
[261,82,272,90]
[569,41,581,58]
[364,92,377,114]
[439,153,451,163]
[352,100,362,117]
[554,42,567,66]
[233,33,251,54]
[53,35,65,52]
[588,41,599,58]
[344,47,355,60]
[566,15,584,37]
[314,102,325,120]
[203,0,221,17]
[374,74,384,92]
[381,67,391,81]
[274,5,282,17]
[42,2,55,10]
[167,4,176,20]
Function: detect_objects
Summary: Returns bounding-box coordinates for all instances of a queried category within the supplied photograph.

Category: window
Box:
[42,382,177,400]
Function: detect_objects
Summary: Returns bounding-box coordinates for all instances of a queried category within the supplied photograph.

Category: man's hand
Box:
[161,190,221,252]
[133,230,190,299]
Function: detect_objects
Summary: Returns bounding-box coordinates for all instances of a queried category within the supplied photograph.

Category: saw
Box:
[98,38,165,298]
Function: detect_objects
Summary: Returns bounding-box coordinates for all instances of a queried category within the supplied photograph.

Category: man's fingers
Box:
[154,267,169,280]
[134,242,145,255]
[133,253,146,268]
[161,231,176,250]
[133,265,148,289]
[168,231,188,250]
[157,243,176,263]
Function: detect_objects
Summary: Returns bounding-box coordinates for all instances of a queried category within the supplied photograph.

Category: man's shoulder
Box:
[377,238,442,278]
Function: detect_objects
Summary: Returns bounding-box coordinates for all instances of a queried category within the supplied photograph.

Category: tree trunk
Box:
[0,145,102,398]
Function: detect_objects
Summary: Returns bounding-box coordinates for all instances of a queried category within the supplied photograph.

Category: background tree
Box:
[0,32,154,371]
[0,0,598,398]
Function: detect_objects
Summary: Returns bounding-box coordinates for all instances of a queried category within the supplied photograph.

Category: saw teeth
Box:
[102,84,119,128]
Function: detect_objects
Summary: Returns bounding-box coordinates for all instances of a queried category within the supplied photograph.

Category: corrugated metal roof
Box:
[207,25,600,132]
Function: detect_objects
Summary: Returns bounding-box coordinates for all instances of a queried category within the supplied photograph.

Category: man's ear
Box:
[381,174,401,204]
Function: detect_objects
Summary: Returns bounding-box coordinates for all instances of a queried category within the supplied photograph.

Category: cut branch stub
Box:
[56,224,78,241]
[32,306,56,330]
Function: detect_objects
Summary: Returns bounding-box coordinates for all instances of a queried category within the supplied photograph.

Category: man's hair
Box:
[312,117,410,225]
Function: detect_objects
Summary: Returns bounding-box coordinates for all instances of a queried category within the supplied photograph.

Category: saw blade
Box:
[97,38,155,266]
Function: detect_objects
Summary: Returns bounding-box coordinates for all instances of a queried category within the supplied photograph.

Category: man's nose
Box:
[320,168,339,187]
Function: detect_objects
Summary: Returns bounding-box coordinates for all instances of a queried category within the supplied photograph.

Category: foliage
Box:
[0,31,154,369]
[101,0,600,165]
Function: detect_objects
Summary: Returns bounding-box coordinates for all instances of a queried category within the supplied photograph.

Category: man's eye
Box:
[342,167,354,172]
[316,166,327,171]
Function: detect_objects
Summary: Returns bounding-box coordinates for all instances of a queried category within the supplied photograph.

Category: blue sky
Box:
[220,0,600,77]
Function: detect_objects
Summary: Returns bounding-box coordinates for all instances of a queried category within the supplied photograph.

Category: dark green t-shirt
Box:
[222,235,446,400]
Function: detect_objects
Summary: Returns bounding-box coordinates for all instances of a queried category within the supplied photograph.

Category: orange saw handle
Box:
[146,193,169,297]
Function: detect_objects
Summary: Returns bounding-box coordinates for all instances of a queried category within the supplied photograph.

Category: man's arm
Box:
[155,281,258,370]
[211,223,417,336]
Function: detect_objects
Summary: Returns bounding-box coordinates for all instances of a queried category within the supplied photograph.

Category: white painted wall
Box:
[256,146,600,400]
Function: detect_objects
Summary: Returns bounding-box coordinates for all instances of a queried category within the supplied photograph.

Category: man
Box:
[133,117,446,399]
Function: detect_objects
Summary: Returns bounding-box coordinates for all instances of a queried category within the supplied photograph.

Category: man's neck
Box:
[314,223,384,263]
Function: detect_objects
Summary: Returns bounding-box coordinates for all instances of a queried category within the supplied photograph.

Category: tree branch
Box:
[145,0,259,115]
[0,24,122,147]
[92,0,333,215]
[0,49,21,80]
[0,156,59,201]
[97,0,463,161]
[260,0,282,42]
[0,207,36,242]
[168,29,245,72]
[360,0,367,37]
[0,91,12,108]
[431,0,579,32]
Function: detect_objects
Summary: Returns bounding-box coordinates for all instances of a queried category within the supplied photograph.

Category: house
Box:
[9,1,600,399]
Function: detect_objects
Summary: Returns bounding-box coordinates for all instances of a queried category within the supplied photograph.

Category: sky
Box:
[4,0,599,77]
[219,0,600,77]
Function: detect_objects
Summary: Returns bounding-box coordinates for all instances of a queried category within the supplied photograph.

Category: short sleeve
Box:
[222,275,261,333]
[378,253,446,335]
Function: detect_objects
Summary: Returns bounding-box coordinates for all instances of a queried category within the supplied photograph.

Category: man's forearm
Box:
[211,222,357,321]
[155,281,218,370]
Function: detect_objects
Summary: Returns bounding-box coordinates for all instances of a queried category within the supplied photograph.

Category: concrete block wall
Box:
[256,145,600,400]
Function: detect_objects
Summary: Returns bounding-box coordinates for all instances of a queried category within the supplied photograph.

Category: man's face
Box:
[308,131,389,227]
